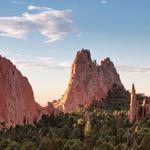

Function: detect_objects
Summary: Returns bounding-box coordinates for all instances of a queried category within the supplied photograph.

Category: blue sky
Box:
[0,0,150,105]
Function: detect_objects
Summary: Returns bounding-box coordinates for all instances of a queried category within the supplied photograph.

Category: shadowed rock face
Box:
[53,49,125,112]
[0,55,42,127]
[42,102,55,114]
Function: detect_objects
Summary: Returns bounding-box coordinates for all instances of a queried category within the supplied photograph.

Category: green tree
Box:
[84,121,92,137]
[38,137,63,150]
[139,131,150,150]
[5,141,20,150]
[20,141,37,150]
[63,139,84,150]
[0,138,11,150]
[93,142,114,150]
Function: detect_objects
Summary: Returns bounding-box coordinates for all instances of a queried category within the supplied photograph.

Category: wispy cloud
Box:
[101,0,108,4]
[117,65,150,74]
[13,1,26,5]
[0,5,75,42]
[11,55,71,70]
[12,56,150,73]
[1,50,149,74]
[0,49,10,56]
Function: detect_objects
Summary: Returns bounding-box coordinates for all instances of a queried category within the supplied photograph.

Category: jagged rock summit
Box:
[0,55,47,127]
[53,49,125,112]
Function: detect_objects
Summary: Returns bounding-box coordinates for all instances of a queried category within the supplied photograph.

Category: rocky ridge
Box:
[0,55,53,127]
[53,49,125,112]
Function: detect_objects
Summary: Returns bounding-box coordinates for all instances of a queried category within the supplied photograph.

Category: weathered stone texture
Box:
[0,56,42,127]
[53,49,125,112]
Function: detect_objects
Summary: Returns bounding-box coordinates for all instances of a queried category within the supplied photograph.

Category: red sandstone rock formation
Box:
[128,84,139,123]
[128,84,150,123]
[53,49,125,112]
[43,102,55,114]
[0,55,51,127]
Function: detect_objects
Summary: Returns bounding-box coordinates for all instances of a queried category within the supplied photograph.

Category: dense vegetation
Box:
[0,97,150,150]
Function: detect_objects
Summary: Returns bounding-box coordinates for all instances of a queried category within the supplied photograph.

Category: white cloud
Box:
[11,55,150,74]
[0,49,10,56]
[13,1,26,5]
[11,55,71,70]
[117,65,150,74]
[101,0,108,4]
[0,5,75,42]
[28,5,52,11]
[0,16,29,38]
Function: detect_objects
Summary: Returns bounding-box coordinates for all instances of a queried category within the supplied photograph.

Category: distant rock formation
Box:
[53,49,125,112]
[42,102,55,114]
[0,55,53,127]
[128,84,150,123]
[128,84,139,123]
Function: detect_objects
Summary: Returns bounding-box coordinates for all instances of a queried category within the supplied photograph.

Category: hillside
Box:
[0,95,150,150]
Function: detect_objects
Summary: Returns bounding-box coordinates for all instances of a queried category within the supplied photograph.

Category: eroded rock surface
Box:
[0,55,44,127]
[53,49,125,112]
[128,84,150,123]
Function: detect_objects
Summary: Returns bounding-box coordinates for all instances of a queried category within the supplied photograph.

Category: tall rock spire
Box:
[132,84,136,94]
[142,99,146,107]
[53,49,125,112]
[128,84,138,123]
[142,99,146,118]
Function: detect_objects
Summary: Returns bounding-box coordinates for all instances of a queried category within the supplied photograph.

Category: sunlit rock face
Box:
[53,49,125,112]
[0,55,43,127]
[128,84,139,123]
[128,84,150,123]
